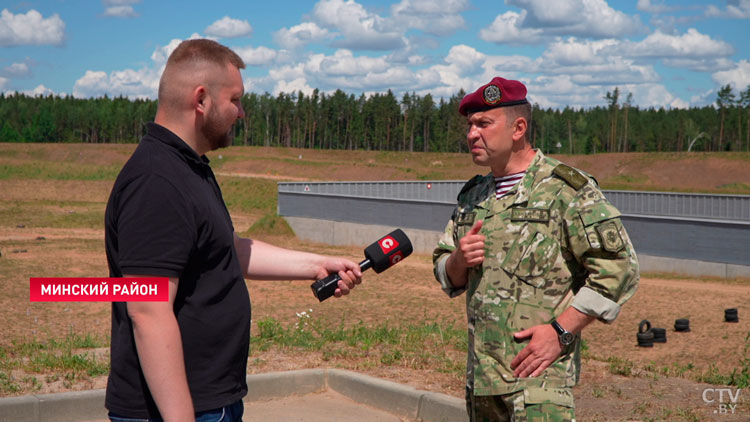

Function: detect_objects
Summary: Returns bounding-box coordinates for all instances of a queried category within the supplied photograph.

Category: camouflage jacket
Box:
[432,150,639,396]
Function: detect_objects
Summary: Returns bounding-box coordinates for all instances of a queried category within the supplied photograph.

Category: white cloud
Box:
[150,33,204,65]
[479,11,545,45]
[535,38,660,86]
[526,75,684,109]
[274,22,331,50]
[319,49,389,76]
[542,38,618,66]
[72,35,212,99]
[205,16,253,38]
[73,67,160,99]
[384,36,434,65]
[636,0,675,14]
[263,49,437,95]
[103,6,137,18]
[527,75,602,108]
[712,60,750,91]
[620,29,734,59]
[274,78,315,96]
[312,0,405,50]
[234,46,282,67]
[661,58,734,73]
[23,84,55,97]
[482,0,644,45]
[0,76,7,90]
[443,45,486,74]
[391,0,468,36]
[690,89,715,106]
[627,83,686,108]
[0,9,65,46]
[706,0,750,18]
[102,0,140,18]
[1,62,31,78]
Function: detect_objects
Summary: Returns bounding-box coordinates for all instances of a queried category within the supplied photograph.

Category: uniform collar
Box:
[145,122,211,168]
[475,149,552,213]
[512,149,547,205]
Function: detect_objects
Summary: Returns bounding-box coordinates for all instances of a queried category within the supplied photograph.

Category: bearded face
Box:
[201,100,235,151]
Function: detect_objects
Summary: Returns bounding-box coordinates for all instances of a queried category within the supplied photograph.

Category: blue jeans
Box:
[109,399,244,422]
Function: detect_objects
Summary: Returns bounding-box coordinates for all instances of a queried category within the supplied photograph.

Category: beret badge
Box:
[482,84,502,105]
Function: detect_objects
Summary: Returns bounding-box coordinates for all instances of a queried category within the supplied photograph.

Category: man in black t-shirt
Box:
[104,39,362,422]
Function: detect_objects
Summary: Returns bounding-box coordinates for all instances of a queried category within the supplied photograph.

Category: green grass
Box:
[251,316,466,374]
[0,200,104,229]
[607,355,635,377]
[0,162,121,181]
[216,176,278,214]
[696,332,750,388]
[245,213,295,236]
[0,332,109,395]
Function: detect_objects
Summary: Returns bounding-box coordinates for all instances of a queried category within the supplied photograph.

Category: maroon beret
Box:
[458,77,528,116]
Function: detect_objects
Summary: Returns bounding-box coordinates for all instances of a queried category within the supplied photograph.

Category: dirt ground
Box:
[1,144,749,421]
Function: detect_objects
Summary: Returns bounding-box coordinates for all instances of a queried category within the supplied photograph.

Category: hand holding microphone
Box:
[311,229,413,302]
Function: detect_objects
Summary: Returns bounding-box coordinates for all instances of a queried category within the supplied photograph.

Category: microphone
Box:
[311,229,413,302]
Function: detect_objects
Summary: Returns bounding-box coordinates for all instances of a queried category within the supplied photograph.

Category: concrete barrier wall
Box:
[284,216,750,279]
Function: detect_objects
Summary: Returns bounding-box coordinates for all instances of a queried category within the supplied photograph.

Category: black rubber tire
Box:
[651,327,667,343]
[637,320,654,347]
[725,308,739,323]
[674,318,690,332]
[637,331,654,347]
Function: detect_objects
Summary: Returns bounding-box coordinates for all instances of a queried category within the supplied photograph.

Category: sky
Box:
[1,0,749,109]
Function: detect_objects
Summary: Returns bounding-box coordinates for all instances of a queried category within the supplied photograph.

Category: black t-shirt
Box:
[104,123,251,418]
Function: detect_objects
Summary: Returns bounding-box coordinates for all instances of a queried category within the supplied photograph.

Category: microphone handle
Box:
[311,259,371,302]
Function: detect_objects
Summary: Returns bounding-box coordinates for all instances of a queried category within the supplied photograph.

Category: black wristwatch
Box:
[551,319,576,346]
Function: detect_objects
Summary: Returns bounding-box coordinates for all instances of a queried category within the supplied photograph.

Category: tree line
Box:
[2,84,749,154]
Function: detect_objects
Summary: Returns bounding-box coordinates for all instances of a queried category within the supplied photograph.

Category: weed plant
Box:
[0,332,109,395]
[252,314,466,375]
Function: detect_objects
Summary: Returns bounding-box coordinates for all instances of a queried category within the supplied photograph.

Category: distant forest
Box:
[1,84,749,154]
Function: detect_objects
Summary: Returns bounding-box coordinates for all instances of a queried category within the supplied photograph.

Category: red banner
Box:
[29,277,169,302]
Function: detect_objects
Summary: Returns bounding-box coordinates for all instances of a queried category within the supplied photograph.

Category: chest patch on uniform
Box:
[456,211,476,226]
[511,207,550,222]
[596,221,624,252]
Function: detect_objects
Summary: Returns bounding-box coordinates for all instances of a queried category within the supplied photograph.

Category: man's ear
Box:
[194,86,208,116]
[512,117,528,142]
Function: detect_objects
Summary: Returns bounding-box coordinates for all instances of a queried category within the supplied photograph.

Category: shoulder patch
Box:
[552,164,589,190]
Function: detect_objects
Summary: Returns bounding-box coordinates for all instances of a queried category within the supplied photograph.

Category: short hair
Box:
[503,102,532,130]
[158,39,245,104]
[165,39,245,71]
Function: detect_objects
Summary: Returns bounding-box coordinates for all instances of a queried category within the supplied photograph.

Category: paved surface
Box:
[82,391,413,422]
[0,369,466,422]
[243,390,413,422]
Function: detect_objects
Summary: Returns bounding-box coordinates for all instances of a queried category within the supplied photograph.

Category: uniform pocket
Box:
[523,387,575,408]
[500,224,559,289]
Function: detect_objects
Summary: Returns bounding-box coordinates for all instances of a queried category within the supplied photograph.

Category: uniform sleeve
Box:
[432,210,466,298]
[114,174,197,277]
[564,186,639,323]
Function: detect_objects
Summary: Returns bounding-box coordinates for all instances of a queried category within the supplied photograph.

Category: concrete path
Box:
[243,390,411,422]
[0,369,467,422]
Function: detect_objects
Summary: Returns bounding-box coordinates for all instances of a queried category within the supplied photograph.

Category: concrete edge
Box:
[418,391,468,422]
[324,369,468,422]
[0,389,107,422]
[325,368,424,419]
[244,368,327,402]
[0,369,466,422]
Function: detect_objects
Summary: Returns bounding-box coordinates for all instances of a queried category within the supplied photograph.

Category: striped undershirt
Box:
[494,171,526,199]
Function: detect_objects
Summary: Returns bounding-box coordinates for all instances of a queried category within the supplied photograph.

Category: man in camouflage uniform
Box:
[433,77,639,421]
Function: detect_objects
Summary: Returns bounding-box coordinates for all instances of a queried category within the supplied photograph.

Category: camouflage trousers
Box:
[466,387,576,422]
